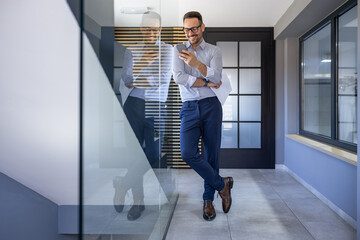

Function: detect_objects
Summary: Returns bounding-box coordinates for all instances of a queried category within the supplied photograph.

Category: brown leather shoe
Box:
[113,176,126,213]
[203,200,216,221]
[219,177,234,213]
[127,202,145,221]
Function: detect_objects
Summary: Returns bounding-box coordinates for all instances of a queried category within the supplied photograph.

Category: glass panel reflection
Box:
[338,6,357,144]
[223,69,238,94]
[302,24,331,137]
[240,69,261,94]
[223,96,238,121]
[216,41,238,67]
[113,68,122,95]
[221,123,238,148]
[239,42,261,67]
[338,96,357,143]
[239,96,261,121]
[240,123,261,148]
[82,6,178,239]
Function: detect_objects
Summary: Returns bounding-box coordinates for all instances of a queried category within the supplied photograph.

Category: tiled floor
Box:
[165,169,356,240]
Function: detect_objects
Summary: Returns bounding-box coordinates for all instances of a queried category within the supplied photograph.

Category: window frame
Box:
[299,0,357,153]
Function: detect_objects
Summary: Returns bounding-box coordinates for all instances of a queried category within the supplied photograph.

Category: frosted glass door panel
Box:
[239,96,261,121]
[216,41,238,67]
[240,69,261,94]
[240,123,261,148]
[223,69,238,94]
[221,123,238,148]
[239,42,261,67]
[223,96,238,121]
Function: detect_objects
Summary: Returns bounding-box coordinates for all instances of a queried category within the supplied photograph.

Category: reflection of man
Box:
[113,11,173,221]
[173,11,233,221]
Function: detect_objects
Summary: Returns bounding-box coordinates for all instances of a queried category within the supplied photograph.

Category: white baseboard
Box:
[276,164,357,229]
[275,164,287,170]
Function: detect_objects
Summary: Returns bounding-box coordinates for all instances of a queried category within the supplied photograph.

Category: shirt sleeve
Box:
[121,47,160,88]
[203,47,223,84]
[146,44,174,88]
[121,48,134,84]
[172,46,198,88]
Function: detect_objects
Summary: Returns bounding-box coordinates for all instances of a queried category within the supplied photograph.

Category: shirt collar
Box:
[185,39,206,50]
[139,39,160,46]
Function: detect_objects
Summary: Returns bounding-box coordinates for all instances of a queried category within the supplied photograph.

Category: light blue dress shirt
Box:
[172,40,223,102]
[121,40,173,102]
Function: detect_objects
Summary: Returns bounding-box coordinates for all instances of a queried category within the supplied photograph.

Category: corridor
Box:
[166,168,356,240]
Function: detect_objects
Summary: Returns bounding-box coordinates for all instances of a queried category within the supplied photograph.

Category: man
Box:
[113,11,173,221]
[173,11,233,221]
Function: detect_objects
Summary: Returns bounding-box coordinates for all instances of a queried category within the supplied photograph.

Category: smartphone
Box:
[176,44,188,54]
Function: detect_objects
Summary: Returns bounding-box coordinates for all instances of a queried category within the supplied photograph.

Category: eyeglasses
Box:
[183,24,202,34]
[142,27,160,33]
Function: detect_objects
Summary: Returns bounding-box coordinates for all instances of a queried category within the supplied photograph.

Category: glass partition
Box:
[81,1,178,239]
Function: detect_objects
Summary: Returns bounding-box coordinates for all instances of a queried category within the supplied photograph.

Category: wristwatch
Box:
[204,79,208,87]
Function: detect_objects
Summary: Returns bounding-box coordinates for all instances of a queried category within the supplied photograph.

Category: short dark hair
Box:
[183,11,203,25]
[141,11,162,27]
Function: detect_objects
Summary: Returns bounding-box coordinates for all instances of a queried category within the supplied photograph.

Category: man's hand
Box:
[208,81,222,89]
[125,83,134,88]
[178,50,208,76]
[140,50,159,65]
[178,50,199,68]
[133,49,159,77]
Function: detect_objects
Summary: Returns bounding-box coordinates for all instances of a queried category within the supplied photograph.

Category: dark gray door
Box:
[205,28,275,168]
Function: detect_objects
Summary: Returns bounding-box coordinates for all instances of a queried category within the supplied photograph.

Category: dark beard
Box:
[190,34,203,47]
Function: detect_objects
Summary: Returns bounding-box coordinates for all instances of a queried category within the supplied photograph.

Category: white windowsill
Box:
[286,134,357,166]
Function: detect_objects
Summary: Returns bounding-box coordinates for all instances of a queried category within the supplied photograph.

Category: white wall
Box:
[114,0,294,27]
[0,0,79,205]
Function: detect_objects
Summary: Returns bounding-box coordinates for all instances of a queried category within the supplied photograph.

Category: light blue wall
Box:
[0,172,78,240]
[285,139,357,220]
[276,40,285,164]
[58,205,79,234]
[281,33,357,224]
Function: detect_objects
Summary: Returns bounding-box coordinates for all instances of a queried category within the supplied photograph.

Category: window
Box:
[300,1,357,152]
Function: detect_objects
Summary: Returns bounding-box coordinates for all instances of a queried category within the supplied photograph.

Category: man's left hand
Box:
[178,50,199,68]
[125,83,134,88]
[208,81,222,89]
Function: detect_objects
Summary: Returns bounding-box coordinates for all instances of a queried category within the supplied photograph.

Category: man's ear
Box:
[201,23,205,32]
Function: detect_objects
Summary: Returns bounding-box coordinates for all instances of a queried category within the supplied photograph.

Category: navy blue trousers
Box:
[123,96,166,201]
[179,96,224,201]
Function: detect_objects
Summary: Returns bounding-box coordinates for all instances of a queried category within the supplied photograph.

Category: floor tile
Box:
[229,218,315,240]
[271,182,317,200]
[227,198,297,222]
[166,215,230,240]
[220,169,266,183]
[284,198,346,223]
[165,169,356,240]
[231,181,281,200]
[302,221,356,240]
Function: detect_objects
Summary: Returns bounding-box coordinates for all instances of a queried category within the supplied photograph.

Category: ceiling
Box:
[114,0,295,27]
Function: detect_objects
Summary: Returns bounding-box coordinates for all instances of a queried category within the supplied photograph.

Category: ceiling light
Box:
[120,6,149,14]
